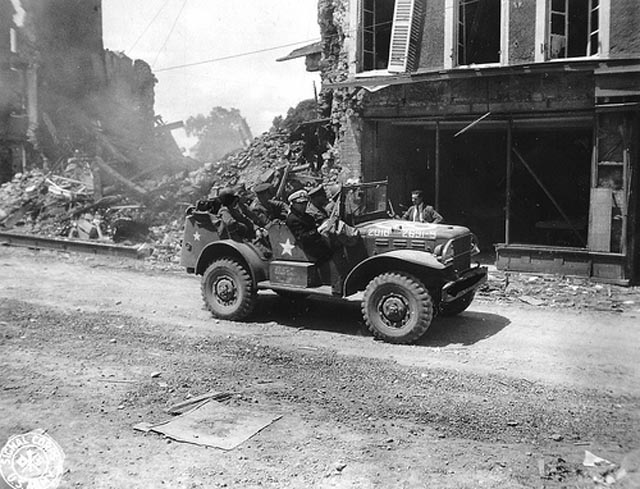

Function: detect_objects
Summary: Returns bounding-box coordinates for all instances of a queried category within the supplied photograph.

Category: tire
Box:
[440,291,475,316]
[362,272,433,344]
[201,258,256,320]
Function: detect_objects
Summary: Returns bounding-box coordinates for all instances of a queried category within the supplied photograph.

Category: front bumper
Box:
[441,265,488,303]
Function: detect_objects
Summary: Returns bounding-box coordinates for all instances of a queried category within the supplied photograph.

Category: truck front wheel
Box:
[201,258,256,320]
[362,272,433,344]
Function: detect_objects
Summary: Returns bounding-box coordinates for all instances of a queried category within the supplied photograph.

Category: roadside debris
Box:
[136,397,282,450]
[477,272,640,314]
[538,456,572,482]
[583,450,613,467]
[165,391,232,415]
[582,449,640,487]
[519,295,545,307]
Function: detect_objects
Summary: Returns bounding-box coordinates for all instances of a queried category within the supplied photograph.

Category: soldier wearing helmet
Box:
[216,187,256,242]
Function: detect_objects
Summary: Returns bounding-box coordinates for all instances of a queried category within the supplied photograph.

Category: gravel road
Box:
[0,247,639,488]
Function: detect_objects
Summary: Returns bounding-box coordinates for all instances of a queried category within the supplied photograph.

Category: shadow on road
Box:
[254,294,510,346]
[417,311,511,347]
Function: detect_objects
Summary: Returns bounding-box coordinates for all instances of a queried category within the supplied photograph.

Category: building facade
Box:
[319,0,640,284]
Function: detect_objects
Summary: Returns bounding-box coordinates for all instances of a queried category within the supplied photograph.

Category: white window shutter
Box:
[387,0,423,73]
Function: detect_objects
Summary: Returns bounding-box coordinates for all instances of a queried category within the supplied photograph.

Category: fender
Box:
[196,240,269,284]
[344,250,446,296]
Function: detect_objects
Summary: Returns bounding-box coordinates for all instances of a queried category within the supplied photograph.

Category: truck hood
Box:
[356,219,472,240]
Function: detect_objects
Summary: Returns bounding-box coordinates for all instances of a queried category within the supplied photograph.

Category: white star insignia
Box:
[279,238,295,256]
[193,231,201,242]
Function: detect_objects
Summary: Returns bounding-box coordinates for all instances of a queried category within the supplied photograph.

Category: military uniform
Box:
[249,198,288,228]
[285,207,332,262]
[306,201,330,226]
[217,205,256,241]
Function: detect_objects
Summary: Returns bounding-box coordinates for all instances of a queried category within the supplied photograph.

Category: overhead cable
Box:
[128,0,171,53]
[152,0,189,67]
[154,20,393,73]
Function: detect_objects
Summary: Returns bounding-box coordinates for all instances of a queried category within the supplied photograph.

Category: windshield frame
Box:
[340,179,389,225]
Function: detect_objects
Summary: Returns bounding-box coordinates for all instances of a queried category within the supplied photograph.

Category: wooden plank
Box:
[588,188,612,252]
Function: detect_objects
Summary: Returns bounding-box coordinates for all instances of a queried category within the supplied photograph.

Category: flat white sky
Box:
[102,1,321,149]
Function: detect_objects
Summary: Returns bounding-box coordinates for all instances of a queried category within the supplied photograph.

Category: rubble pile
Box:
[0,127,344,264]
[0,169,140,241]
[159,129,306,205]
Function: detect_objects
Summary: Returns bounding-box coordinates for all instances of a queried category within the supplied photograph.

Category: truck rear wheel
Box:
[440,291,475,316]
[362,272,433,344]
[201,258,256,320]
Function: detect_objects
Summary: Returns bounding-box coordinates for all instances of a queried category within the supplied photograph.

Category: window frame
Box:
[535,0,610,63]
[357,0,396,74]
[444,0,508,69]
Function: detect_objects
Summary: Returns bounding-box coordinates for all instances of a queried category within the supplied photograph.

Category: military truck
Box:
[180,180,487,344]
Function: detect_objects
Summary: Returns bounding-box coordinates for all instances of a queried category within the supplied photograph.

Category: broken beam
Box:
[93,157,148,197]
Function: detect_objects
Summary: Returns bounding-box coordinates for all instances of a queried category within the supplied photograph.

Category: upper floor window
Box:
[359,0,424,73]
[548,0,600,58]
[361,0,394,71]
[457,0,501,65]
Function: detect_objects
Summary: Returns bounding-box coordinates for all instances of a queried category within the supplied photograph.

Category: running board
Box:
[257,281,334,296]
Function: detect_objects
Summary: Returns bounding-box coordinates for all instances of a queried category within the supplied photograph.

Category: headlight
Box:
[435,240,454,264]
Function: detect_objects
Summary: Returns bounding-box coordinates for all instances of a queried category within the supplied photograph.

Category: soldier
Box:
[249,182,289,228]
[286,190,332,262]
[216,187,256,242]
[306,184,332,226]
[287,189,349,296]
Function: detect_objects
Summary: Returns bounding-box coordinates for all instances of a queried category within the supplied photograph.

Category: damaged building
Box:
[309,0,640,284]
[0,0,186,190]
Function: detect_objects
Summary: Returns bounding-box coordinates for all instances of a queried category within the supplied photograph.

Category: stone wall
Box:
[317,0,365,180]
[610,0,640,57]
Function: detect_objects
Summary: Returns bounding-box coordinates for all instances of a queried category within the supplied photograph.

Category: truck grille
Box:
[452,235,472,271]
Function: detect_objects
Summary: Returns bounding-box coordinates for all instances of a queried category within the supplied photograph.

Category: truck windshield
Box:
[342,180,388,224]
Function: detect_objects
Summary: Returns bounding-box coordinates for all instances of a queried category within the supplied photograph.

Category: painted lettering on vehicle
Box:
[400,229,436,239]
[366,228,391,237]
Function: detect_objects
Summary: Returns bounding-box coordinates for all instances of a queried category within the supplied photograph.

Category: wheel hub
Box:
[215,277,237,304]
[380,295,408,325]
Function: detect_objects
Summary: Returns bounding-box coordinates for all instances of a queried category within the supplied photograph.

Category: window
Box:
[360,0,423,73]
[457,0,501,65]
[361,0,395,71]
[548,0,600,59]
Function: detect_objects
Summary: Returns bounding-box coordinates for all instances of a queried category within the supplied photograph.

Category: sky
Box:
[101,1,321,150]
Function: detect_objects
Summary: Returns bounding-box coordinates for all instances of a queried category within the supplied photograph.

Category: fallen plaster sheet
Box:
[141,400,282,450]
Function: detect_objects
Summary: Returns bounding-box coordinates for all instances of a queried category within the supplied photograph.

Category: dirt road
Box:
[1,247,639,488]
